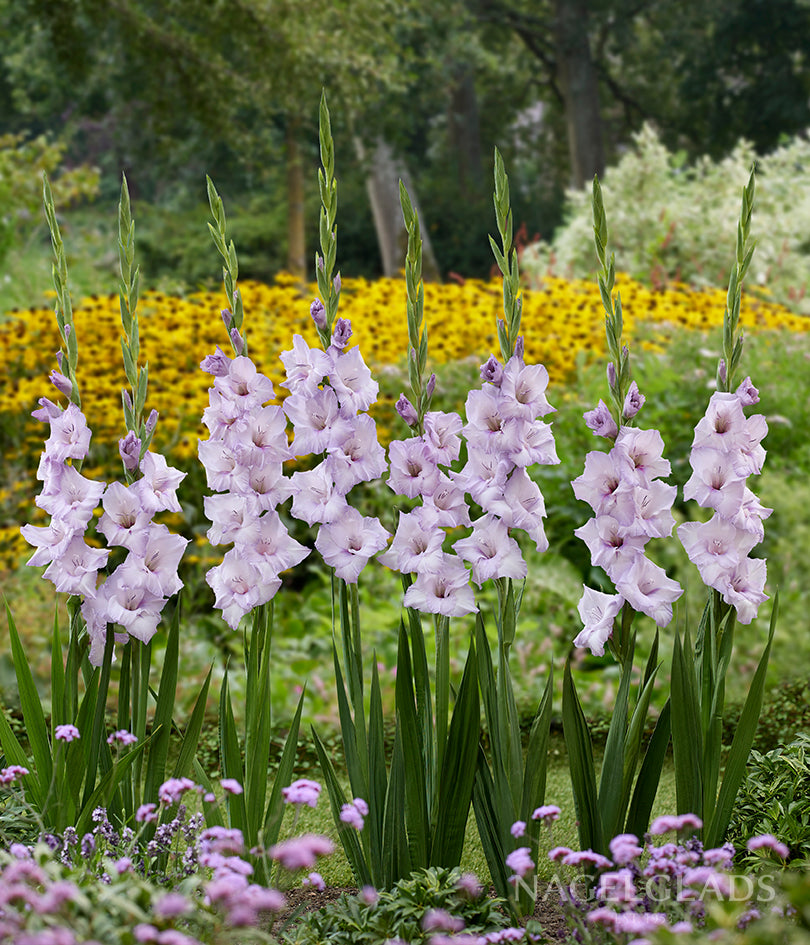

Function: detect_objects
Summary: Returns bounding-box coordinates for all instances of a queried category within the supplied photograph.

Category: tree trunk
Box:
[357,137,441,281]
[554,0,605,189]
[448,67,484,198]
[286,116,306,280]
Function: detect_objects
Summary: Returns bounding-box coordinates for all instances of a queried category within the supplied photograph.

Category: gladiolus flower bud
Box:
[49,370,73,398]
[221,309,233,328]
[310,298,327,329]
[622,381,645,420]
[607,362,617,390]
[480,355,503,387]
[145,409,159,436]
[426,373,436,398]
[119,431,142,470]
[396,394,418,427]
[229,328,244,354]
[331,318,352,349]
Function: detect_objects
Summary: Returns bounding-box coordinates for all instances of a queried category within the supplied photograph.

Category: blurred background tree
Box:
[0,0,808,291]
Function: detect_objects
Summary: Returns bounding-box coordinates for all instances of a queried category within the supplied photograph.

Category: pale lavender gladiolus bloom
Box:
[20,518,74,567]
[423,411,463,465]
[201,345,232,376]
[99,567,165,643]
[422,474,471,529]
[36,465,106,532]
[289,465,349,526]
[325,414,387,493]
[204,493,262,545]
[677,516,757,591]
[244,511,309,577]
[721,556,768,624]
[42,536,110,597]
[328,345,379,413]
[452,514,527,586]
[314,509,390,583]
[584,400,618,440]
[207,550,266,629]
[615,555,682,627]
[378,508,445,575]
[683,448,747,518]
[574,587,623,656]
[131,524,189,597]
[139,452,186,514]
[280,334,331,395]
[285,387,346,456]
[403,554,478,617]
[32,396,62,423]
[501,357,554,419]
[573,516,646,583]
[98,481,151,551]
[387,438,441,499]
[613,427,670,484]
[44,403,92,462]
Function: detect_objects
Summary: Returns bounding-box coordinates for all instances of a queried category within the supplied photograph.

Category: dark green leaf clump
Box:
[727,734,810,867]
[287,867,509,945]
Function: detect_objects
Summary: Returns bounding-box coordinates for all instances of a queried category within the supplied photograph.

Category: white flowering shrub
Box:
[522,124,810,313]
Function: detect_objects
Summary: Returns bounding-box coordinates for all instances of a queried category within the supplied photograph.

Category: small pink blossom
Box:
[55,724,80,743]
[282,779,321,808]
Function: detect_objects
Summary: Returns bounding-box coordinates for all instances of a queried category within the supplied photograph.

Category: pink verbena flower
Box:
[282,779,321,808]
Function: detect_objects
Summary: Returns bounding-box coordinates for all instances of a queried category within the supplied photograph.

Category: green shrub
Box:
[727,734,810,867]
[522,124,810,314]
[287,866,510,944]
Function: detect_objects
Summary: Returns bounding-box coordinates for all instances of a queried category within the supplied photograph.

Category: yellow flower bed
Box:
[1,272,806,565]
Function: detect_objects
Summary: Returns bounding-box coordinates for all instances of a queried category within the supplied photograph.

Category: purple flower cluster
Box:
[454,344,558,563]
[572,410,683,654]
[282,324,389,583]
[382,343,558,617]
[678,379,770,623]
[546,814,770,941]
[199,349,309,628]
[21,400,188,663]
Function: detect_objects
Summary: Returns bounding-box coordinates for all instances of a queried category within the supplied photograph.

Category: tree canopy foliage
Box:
[1,0,808,281]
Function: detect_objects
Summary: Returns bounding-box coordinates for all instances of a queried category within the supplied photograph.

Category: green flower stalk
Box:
[399,181,432,433]
[117,174,156,476]
[207,175,247,357]
[42,175,81,411]
[490,147,522,361]
[314,89,341,346]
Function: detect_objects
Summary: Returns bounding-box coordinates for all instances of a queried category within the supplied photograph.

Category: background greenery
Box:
[1,0,809,866]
